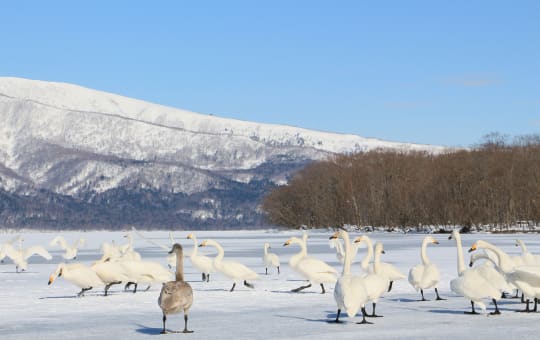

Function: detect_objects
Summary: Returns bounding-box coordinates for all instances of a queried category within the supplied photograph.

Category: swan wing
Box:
[159,281,193,314]
[380,262,406,280]
[297,256,338,274]
[420,263,440,288]
[50,236,68,249]
[268,253,280,267]
[23,246,52,260]
[1,243,18,260]
[219,260,259,280]
[191,255,214,273]
[408,264,424,288]
[511,266,540,287]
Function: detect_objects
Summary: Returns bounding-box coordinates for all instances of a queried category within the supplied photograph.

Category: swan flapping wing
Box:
[24,246,52,260]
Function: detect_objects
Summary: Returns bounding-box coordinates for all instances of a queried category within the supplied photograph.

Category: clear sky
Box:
[1,1,538,147]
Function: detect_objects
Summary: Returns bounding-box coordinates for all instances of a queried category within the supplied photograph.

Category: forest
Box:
[262,134,540,231]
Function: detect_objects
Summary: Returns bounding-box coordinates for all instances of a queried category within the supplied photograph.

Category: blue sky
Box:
[1,1,538,147]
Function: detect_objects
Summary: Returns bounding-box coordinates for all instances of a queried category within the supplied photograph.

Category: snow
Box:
[1,229,538,339]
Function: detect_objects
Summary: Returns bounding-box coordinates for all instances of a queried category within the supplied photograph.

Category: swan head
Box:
[169,243,184,254]
[283,239,292,247]
[426,236,439,245]
[353,236,365,244]
[329,231,339,240]
[375,242,386,254]
[264,242,270,249]
[187,233,195,240]
[199,240,208,248]
[468,241,479,253]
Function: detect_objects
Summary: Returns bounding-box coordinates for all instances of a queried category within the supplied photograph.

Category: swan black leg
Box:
[369,302,383,317]
[160,314,167,334]
[277,266,280,275]
[521,292,525,303]
[534,298,538,312]
[517,299,531,313]
[77,287,93,297]
[244,280,254,289]
[132,283,138,293]
[435,288,446,300]
[145,285,151,291]
[464,301,479,314]
[388,281,393,292]
[230,283,236,292]
[356,307,373,324]
[420,289,427,301]
[265,267,268,275]
[291,283,312,293]
[206,273,210,282]
[331,309,342,323]
[124,282,133,291]
[320,284,326,294]
[490,299,501,315]
[182,314,194,333]
[202,273,206,282]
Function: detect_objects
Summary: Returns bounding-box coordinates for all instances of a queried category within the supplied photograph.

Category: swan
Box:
[186,233,214,282]
[199,239,259,292]
[283,236,337,293]
[121,260,172,293]
[515,239,540,266]
[158,243,194,334]
[0,235,22,262]
[353,235,405,292]
[91,259,131,296]
[408,236,444,301]
[362,242,391,317]
[329,230,371,324]
[469,239,540,313]
[469,251,514,297]
[119,232,142,261]
[263,242,280,275]
[48,263,104,297]
[1,238,52,272]
[49,235,86,260]
[448,230,502,314]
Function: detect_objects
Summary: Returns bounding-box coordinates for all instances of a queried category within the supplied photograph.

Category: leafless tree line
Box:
[262,134,540,230]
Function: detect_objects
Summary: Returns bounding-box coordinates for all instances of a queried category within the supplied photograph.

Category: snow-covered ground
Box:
[1,229,539,339]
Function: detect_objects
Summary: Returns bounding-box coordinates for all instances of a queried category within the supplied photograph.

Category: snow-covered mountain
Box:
[0,77,445,229]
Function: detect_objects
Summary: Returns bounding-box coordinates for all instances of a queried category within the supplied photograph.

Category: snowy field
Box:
[1,229,540,340]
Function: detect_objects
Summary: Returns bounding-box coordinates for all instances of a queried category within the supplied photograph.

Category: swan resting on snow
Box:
[158,243,194,334]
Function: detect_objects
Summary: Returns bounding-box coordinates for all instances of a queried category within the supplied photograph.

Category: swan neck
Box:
[341,232,352,275]
[191,236,198,257]
[519,241,528,254]
[481,243,512,273]
[175,249,185,282]
[420,238,430,265]
[214,242,225,263]
[373,247,381,274]
[454,233,466,275]
[361,237,374,271]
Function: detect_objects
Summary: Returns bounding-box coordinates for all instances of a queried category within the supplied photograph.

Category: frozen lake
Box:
[1,229,540,339]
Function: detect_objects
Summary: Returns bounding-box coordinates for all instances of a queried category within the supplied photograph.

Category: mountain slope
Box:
[0,77,446,229]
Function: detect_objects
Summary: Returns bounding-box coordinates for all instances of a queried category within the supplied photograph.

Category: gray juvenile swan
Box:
[158,243,194,334]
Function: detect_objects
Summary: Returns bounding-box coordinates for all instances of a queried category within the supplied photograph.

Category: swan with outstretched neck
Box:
[187,233,214,282]
[263,242,280,275]
[48,263,104,297]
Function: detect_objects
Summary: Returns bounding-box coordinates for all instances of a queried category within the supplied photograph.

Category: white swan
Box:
[48,263,104,297]
[408,236,444,301]
[469,251,514,296]
[199,239,259,292]
[49,235,86,260]
[263,242,280,275]
[119,232,142,261]
[0,235,22,262]
[515,239,540,266]
[283,236,337,293]
[330,230,371,324]
[187,233,214,282]
[354,235,405,292]
[449,230,502,314]
[1,238,52,272]
[362,242,391,318]
[469,239,540,313]
[91,259,131,296]
[121,260,172,293]
[159,243,194,334]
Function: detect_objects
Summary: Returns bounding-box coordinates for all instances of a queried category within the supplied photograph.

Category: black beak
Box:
[381,250,386,254]
[448,235,453,240]
[469,261,473,267]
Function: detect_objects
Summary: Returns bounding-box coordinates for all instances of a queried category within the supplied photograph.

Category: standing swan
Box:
[158,243,194,334]
[263,243,280,275]
[186,233,214,282]
[48,263,104,297]
[330,230,371,324]
[199,239,259,292]
[449,230,501,314]
[408,236,444,301]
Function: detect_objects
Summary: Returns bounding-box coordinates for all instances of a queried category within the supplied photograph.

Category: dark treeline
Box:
[262,134,540,230]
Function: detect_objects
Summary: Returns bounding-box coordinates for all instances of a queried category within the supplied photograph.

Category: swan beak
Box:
[353,237,363,243]
[198,241,207,247]
[433,240,439,244]
[283,240,291,247]
[448,235,453,240]
[187,233,193,239]
[48,274,55,285]
[469,261,473,267]
[381,250,386,254]
[329,232,339,240]
[468,244,477,253]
